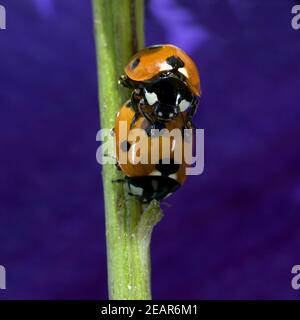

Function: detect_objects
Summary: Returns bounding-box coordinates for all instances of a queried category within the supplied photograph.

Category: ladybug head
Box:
[141,76,194,122]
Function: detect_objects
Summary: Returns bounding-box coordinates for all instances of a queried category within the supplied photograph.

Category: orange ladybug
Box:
[114,100,188,203]
[119,44,201,127]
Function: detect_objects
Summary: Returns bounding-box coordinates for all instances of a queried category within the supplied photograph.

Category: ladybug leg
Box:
[112,178,126,183]
[129,90,145,129]
[130,90,143,110]
[139,107,154,125]
[130,112,140,129]
[185,119,195,130]
[189,96,199,119]
[115,162,122,171]
[119,75,139,89]
[118,75,132,88]
[138,99,156,126]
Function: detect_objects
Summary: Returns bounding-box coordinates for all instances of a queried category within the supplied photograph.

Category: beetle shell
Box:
[124,44,201,97]
[114,100,188,202]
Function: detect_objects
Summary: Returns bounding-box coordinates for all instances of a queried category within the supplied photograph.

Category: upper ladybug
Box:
[119,44,201,126]
[124,44,201,97]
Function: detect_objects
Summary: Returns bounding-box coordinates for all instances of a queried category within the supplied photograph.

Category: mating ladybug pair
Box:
[114,44,201,203]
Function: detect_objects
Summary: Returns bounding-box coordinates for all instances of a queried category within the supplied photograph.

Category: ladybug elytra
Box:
[119,44,201,127]
[114,101,188,203]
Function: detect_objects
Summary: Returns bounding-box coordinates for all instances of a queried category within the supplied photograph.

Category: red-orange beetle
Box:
[119,44,201,127]
[114,100,188,203]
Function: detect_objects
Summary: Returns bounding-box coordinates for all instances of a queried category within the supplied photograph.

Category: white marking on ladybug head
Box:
[158,111,163,117]
[179,99,190,112]
[159,61,173,72]
[168,173,178,181]
[149,170,162,176]
[129,185,143,196]
[178,67,188,78]
[145,90,158,106]
[169,113,174,118]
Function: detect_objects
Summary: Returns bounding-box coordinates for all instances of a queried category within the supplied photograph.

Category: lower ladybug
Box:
[119,44,201,128]
[114,100,188,203]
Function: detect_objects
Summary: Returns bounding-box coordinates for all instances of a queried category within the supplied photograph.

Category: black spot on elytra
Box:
[166,55,184,69]
[120,140,131,152]
[156,159,180,177]
[130,58,140,70]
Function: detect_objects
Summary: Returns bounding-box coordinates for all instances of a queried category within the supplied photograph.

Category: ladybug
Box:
[119,44,201,127]
[114,100,188,203]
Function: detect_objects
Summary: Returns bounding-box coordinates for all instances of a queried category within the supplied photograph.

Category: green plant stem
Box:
[92,0,163,300]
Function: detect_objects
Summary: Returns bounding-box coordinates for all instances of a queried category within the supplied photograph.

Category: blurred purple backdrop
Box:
[0,0,300,299]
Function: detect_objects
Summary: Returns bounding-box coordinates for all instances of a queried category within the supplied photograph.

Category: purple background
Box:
[0,0,300,299]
